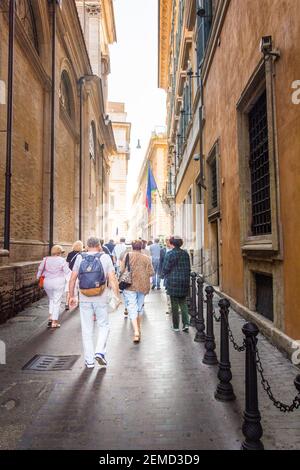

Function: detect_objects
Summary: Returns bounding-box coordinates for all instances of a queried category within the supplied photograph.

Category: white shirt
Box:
[113,243,127,266]
[37,256,70,280]
[73,252,114,304]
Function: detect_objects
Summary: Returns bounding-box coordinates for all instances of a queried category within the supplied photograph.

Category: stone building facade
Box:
[159,0,300,354]
[0,0,116,322]
[130,130,172,241]
[107,102,131,240]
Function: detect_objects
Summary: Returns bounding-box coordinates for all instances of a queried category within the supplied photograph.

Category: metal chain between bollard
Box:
[218,306,246,352]
[226,316,246,352]
[253,338,300,413]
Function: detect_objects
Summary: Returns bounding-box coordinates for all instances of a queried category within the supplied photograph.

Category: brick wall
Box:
[0,262,44,324]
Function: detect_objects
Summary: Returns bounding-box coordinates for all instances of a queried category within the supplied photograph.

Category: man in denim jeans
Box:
[69,237,121,369]
[149,238,162,290]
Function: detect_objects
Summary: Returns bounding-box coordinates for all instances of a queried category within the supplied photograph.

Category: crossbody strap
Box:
[70,252,79,265]
[125,253,131,272]
[41,257,47,275]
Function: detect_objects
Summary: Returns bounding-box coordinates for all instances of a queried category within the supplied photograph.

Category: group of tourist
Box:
[36,235,191,369]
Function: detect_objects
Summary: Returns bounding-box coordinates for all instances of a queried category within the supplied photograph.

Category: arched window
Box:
[89,122,97,161]
[60,71,74,120]
[16,0,39,53]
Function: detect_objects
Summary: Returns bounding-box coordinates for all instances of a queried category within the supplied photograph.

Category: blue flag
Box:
[145,164,158,212]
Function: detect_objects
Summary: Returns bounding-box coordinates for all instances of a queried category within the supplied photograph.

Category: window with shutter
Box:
[196,0,213,70]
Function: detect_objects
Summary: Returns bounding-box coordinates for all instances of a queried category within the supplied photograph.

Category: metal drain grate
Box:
[22,355,80,371]
[9,315,37,323]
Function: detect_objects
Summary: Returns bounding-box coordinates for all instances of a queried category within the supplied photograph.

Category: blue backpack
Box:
[78,253,106,296]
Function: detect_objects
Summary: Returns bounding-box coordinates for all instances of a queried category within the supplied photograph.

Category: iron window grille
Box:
[207,141,220,221]
[248,91,272,236]
[211,157,218,209]
[255,273,274,322]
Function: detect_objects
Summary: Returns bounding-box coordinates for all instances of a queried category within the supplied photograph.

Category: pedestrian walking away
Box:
[161,236,191,332]
[37,245,70,329]
[119,242,133,318]
[65,240,83,310]
[159,236,172,314]
[113,237,127,276]
[149,238,162,290]
[69,237,121,369]
[120,240,154,344]
[101,239,114,262]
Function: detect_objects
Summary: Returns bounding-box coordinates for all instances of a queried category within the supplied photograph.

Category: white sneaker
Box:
[171,327,180,332]
[85,361,95,369]
[95,353,107,366]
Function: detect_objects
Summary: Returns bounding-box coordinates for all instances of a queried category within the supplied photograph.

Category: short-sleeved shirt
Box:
[113,243,127,266]
[73,252,115,304]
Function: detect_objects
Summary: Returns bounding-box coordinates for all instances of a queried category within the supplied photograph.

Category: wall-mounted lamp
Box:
[260,36,280,59]
[187,68,200,80]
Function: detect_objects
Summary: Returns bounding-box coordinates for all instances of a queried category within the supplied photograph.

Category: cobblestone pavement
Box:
[0,290,299,450]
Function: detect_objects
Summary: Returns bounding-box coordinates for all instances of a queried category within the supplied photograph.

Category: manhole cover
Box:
[22,355,80,371]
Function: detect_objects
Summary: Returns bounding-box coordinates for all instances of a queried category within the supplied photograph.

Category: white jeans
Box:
[79,302,110,365]
[44,277,65,321]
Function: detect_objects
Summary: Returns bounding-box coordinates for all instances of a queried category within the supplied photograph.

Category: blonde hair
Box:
[51,245,64,256]
[72,240,83,252]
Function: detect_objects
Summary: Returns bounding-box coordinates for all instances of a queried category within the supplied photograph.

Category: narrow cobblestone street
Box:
[0,291,299,450]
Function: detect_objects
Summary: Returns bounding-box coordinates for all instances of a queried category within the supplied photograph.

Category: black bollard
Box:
[215,299,236,402]
[241,322,264,451]
[295,375,300,395]
[189,272,197,327]
[203,286,218,365]
[194,275,206,343]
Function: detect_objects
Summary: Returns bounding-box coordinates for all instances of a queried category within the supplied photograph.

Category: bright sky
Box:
[108,0,167,205]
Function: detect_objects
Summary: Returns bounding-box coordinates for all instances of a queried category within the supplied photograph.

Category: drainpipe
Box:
[78,77,84,240]
[3,0,16,252]
[100,143,105,239]
[49,0,58,254]
[199,75,205,272]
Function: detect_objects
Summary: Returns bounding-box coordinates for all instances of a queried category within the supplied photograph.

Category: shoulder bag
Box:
[118,253,132,291]
[38,258,47,289]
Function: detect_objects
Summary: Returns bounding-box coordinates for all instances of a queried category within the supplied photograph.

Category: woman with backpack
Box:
[65,240,84,310]
[69,237,121,369]
[120,240,154,344]
[37,245,70,329]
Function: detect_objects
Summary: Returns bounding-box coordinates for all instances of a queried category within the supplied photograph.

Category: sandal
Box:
[50,323,61,329]
[47,320,52,328]
[133,334,140,344]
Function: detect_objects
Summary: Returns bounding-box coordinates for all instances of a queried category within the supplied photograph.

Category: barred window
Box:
[89,121,96,161]
[248,91,272,236]
[60,71,74,119]
[207,142,220,220]
[16,0,39,53]
[255,273,274,321]
[211,157,218,209]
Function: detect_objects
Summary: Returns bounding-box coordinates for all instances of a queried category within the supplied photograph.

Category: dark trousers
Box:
[170,296,189,329]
